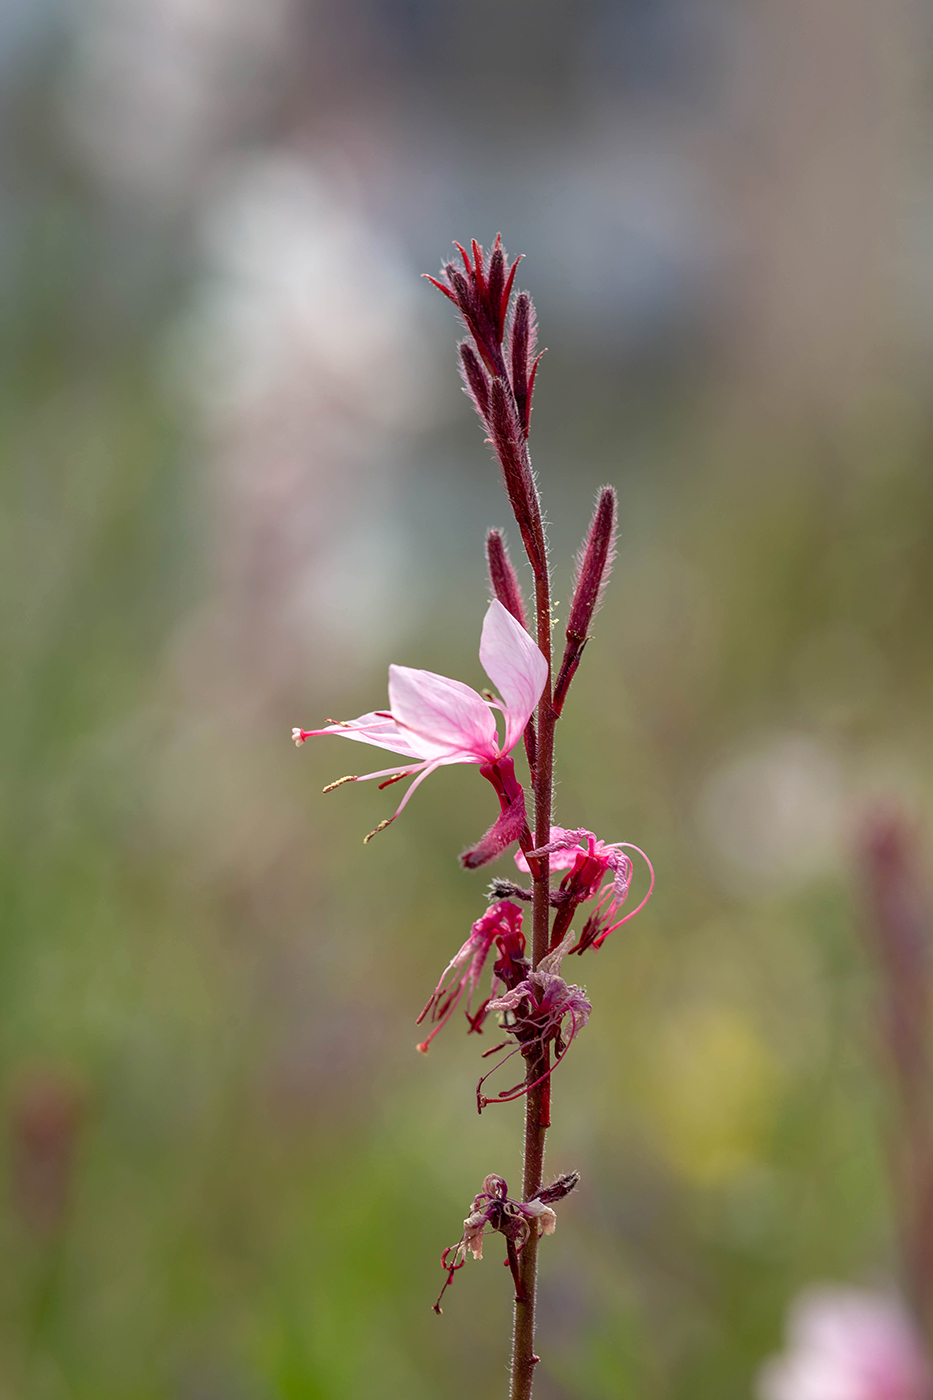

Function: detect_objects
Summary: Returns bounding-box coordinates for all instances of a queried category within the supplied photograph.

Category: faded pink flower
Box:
[293,599,547,840]
[416,900,524,1054]
[758,1288,933,1400]
[516,828,655,951]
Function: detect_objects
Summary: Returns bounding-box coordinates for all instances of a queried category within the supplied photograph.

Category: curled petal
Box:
[487,982,532,1016]
[461,789,529,870]
[522,1200,557,1236]
[479,600,548,753]
[536,929,578,977]
[515,827,590,873]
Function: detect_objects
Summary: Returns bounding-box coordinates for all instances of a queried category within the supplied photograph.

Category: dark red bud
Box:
[459,343,491,423]
[531,1171,581,1204]
[486,244,506,335]
[487,379,546,576]
[509,292,541,436]
[485,529,527,629]
[553,487,618,715]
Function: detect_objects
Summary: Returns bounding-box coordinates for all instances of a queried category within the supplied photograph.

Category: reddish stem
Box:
[509,550,554,1400]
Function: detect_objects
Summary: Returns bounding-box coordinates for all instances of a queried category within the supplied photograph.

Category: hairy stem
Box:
[510,566,554,1400]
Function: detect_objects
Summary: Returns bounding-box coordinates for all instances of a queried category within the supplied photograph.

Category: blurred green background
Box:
[1,0,932,1395]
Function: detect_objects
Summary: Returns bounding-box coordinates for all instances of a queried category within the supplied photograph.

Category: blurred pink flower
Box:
[293,599,547,838]
[758,1288,933,1400]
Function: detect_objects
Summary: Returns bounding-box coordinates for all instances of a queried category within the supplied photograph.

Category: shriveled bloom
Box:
[477,930,592,1112]
[434,1171,579,1313]
[293,599,547,842]
[416,900,525,1054]
[758,1288,933,1400]
[515,827,655,952]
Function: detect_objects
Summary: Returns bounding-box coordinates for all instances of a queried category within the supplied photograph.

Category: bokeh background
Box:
[2,0,933,1396]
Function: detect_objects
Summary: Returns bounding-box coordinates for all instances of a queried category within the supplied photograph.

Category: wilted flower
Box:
[758,1287,933,1400]
[416,900,525,1053]
[293,599,546,844]
[515,827,655,952]
[434,1170,579,1314]
[476,931,592,1112]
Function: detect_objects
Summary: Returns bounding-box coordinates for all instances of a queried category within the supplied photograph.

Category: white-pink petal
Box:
[301,711,427,759]
[388,664,499,762]
[479,600,548,754]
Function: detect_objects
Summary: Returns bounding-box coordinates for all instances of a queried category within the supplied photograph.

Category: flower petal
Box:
[479,600,548,753]
[299,711,428,759]
[461,788,529,869]
[388,666,498,761]
[514,827,583,873]
[523,1201,557,1236]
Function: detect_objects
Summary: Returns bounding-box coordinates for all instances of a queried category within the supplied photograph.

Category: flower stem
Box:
[510,566,554,1400]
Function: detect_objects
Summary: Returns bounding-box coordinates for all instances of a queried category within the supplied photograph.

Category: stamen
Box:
[323,775,357,793]
[363,817,394,845]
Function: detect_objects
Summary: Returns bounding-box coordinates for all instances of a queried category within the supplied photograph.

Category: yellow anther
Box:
[323,775,357,793]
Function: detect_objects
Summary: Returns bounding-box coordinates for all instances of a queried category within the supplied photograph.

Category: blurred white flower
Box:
[698,732,844,894]
[758,1288,932,1400]
[187,155,426,432]
[61,0,290,204]
[169,153,433,692]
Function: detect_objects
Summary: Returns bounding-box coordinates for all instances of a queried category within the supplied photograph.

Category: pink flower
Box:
[758,1288,933,1400]
[515,828,655,952]
[416,900,524,1054]
[293,599,547,840]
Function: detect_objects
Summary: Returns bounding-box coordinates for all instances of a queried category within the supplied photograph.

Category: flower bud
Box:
[485,529,527,630]
[553,487,617,715]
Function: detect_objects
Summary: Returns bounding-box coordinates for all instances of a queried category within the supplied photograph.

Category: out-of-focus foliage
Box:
[1,1,931,1397]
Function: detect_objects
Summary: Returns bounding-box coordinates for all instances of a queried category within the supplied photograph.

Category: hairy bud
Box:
[485,529,527,630]
[553,487,617,715]
[509,292,544,438]
[460,343,492,424]
[531,1171,581,1204]
[487,379,546,577]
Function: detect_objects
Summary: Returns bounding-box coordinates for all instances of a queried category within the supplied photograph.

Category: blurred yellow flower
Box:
[649,1005,783,1186]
